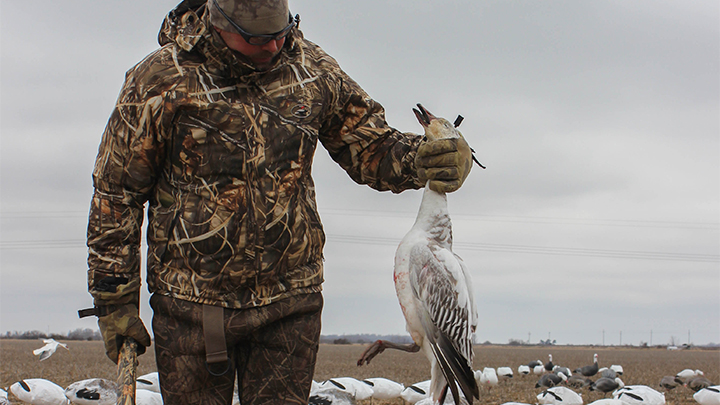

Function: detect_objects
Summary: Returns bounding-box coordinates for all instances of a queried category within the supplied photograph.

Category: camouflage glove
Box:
[415,137,473,193]
[97,303,152,364]
[85,276,152,364]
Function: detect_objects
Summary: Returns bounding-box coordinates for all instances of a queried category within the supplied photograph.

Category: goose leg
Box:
[356,340,420,366]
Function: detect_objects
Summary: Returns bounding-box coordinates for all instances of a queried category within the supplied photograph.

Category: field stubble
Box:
[1,340,718,405]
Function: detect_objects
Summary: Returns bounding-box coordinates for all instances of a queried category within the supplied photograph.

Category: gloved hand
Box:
[97,303,152,363]
[86,276,152,364]
[415,136,473,193]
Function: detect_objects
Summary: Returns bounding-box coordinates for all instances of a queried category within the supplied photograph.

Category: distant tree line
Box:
[2,328,102,341]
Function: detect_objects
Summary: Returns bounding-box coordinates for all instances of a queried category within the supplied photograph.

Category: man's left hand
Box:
[415,137,473,193]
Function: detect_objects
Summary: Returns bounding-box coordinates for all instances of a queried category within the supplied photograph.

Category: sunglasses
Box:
[212,0,297,46]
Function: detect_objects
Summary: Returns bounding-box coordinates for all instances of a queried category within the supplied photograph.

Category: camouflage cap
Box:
[208,0,290,35]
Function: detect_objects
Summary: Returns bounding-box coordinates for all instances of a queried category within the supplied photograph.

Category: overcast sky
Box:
[1,0,718,347]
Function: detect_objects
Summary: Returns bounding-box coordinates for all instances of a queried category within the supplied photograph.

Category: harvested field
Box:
[1,339,717,404]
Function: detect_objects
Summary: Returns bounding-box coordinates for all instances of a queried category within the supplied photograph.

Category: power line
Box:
[2,209,718,230]
[2,234,718,263]
[326,234,720,263]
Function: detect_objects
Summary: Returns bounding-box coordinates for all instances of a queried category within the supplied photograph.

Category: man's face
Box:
[217,27,286,70]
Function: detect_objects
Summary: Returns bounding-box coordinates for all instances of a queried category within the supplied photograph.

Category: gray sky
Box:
[1,0,718,346]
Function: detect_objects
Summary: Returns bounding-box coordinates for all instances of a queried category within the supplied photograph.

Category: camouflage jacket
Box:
[87,6,424,309]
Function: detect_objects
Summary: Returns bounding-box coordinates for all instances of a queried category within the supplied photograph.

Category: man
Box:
[82,0,474,404]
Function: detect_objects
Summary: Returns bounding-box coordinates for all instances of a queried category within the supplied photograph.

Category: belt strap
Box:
[202,304,230,376]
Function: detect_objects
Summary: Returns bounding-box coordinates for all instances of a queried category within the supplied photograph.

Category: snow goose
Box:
[613,386,665,405]
[10,379,67,405]
[575,354,599,377]
[357,104,480,405]
[33,338,69,361]
[610,365,624,376]
[600,368,618,379]
[567,375,593,389]
[694,386,720,405]
[537,386,583,405]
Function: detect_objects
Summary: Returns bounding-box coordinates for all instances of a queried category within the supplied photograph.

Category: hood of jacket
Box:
[157,1,301,81]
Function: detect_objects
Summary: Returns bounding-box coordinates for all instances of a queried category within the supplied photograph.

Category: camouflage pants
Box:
[150,292,323,405]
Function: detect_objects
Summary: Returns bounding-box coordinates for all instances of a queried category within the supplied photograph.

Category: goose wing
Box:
[409,242,478,403]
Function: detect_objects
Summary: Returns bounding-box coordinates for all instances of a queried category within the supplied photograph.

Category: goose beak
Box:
[413,103,436,128]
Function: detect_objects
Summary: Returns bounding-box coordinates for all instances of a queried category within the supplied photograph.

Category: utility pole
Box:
[688,330,691,345]
[650,330,653,346]
[528,332,531,344]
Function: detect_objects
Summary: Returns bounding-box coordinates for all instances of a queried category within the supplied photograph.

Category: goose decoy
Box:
[693,386,720,405]
[592,378,625,396]
[537,387,583,405]
[10,379,66,405]
[575,353,599,377]
[536,373,567,388]
[613,385,666,405]
[659,376,682,390]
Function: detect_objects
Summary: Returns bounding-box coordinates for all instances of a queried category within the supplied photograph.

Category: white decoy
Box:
[534,364,546,375]
[497,367,514,380]
[308,390,356,405]
[401,380,431,404]
[694,386,720,405]
[33,338,69,361]
[363,378,404,400]
[518,365,531,376]
[677,369,705,384]
[500,403,532,405]
[474,368,498,390]
[613,385,666,405]
[320,378,373,401]
[610,365,624,375]
[136,372,160,393]
[64,378,116,405]
[588,400,624,405]
[10,379,67,405]
[135,390,163,405]
[357,104,480,405]
[0,388,9,405]
[537,386,583,405]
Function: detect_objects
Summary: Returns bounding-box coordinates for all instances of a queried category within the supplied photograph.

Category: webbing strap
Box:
[202,304,229,374]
